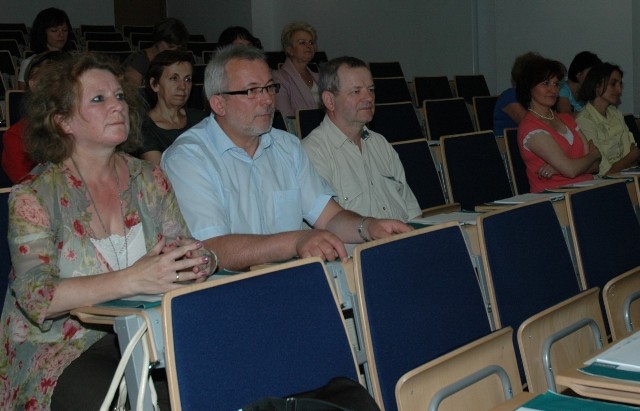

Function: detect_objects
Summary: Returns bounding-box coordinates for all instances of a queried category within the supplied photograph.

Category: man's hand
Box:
[295,229,348,262]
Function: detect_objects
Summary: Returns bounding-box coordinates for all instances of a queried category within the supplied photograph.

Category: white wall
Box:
[4,1,114,27]
[6,0,640,112]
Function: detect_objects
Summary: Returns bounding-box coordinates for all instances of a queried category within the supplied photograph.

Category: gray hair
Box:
[318,56,369,95]
[204,44,267,99]
[280,21,317,50]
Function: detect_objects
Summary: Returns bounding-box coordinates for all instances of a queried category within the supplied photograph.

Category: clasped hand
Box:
[129,235,218,294]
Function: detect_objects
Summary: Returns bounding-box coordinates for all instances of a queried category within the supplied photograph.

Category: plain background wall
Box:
[4,0,639,113]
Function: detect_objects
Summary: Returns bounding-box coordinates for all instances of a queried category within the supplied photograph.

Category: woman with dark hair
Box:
[140,50,207,165]
[17,7,73,89]
[557,51,602,114]
[0,53,217,410]
[123,17,190,86]
[576,63,639,175]
[516,56,601,192]
[217,26,262,49]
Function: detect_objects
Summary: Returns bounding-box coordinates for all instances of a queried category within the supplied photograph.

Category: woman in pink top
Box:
[516,56,601,192]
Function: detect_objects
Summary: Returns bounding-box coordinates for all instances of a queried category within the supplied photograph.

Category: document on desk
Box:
[410,211,481,226]
[585,331,640,372]
[491,192,565,205]
[515,390,640,410]
[98,294,162,309]
[621,166,640,175]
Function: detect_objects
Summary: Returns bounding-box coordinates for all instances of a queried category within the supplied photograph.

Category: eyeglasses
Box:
[217,83,281,99]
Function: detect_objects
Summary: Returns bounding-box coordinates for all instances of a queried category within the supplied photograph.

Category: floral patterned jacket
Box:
[0,154,190,410]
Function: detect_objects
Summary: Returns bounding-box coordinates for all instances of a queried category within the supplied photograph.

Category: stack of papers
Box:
[620,166,640,175]
[585,331,640,372]
[491,192,565,205]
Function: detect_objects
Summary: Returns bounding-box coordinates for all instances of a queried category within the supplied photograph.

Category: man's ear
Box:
[321,90,335,112]
[209,95,225,116]
[54,114,73,135]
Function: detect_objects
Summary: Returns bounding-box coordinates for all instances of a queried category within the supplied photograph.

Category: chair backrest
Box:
[369,61,404,78]
[603,267,640,341]
[80,24,117,35]
[517,288,606,393]
[6,90,26,128]
[368,102,424,143]
[0,39,21,59]
[0,30,26,46]
[162,258,359,411]
[129,32,154,49]
[0,188,11,309]
[0,50,17,78]
[93,51,133,64]
[186,42,219,59]
[503,128,530,194]
[186,83,207,111]
[296,108,324,139]
[265,51,286,70]
[122,25,153,38]
[272,110,288,132]
[191,63,206,85]
[372,77,413,104]
[423,97,475,141]
[477,199,582,384]
[86,40,132,52]
[472,95,498,132]
[354,223,492,411]
[83,31,124,42]
[440,130,513,210]
[623,113,640,146]
[453,74,490,104]
[391,139,447,210]
[396,328,525,411]
[565,180,640,292]
[413,76,454,103]
[0,23,28,34]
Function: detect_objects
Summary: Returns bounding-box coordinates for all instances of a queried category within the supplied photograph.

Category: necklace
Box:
[71,155,129,270]
[528,107,555,120]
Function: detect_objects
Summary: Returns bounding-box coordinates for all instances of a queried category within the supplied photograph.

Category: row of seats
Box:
[161,179,640,410]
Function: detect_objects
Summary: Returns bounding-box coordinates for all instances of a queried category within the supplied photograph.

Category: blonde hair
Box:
[280,21,317,50]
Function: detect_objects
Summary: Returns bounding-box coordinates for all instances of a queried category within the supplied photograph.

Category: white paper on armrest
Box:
[492,192,564,204]
[411,212,481,226]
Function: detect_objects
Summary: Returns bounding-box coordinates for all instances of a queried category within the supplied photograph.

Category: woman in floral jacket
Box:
[0,53,216,410]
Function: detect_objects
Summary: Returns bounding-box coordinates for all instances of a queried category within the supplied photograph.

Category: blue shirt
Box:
[493,87,519,137]
[559,81,585,112]
[161,115,334,240]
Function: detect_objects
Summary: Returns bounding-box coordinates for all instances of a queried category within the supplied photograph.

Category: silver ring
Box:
[176,272,180,282]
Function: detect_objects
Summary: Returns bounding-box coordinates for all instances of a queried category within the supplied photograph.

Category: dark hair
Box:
[218,26,262,49]
[510,52,542,85]
[152,18,189,48]
[29,7,73,53]
[567,51,602,83]
[25,53,143,163]
[145,50,195,107]
[516,57,565,107]
[577,62,623,102]
[318,56,368,96]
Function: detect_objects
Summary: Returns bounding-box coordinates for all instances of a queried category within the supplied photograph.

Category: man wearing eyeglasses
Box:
[162,45,411,271]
